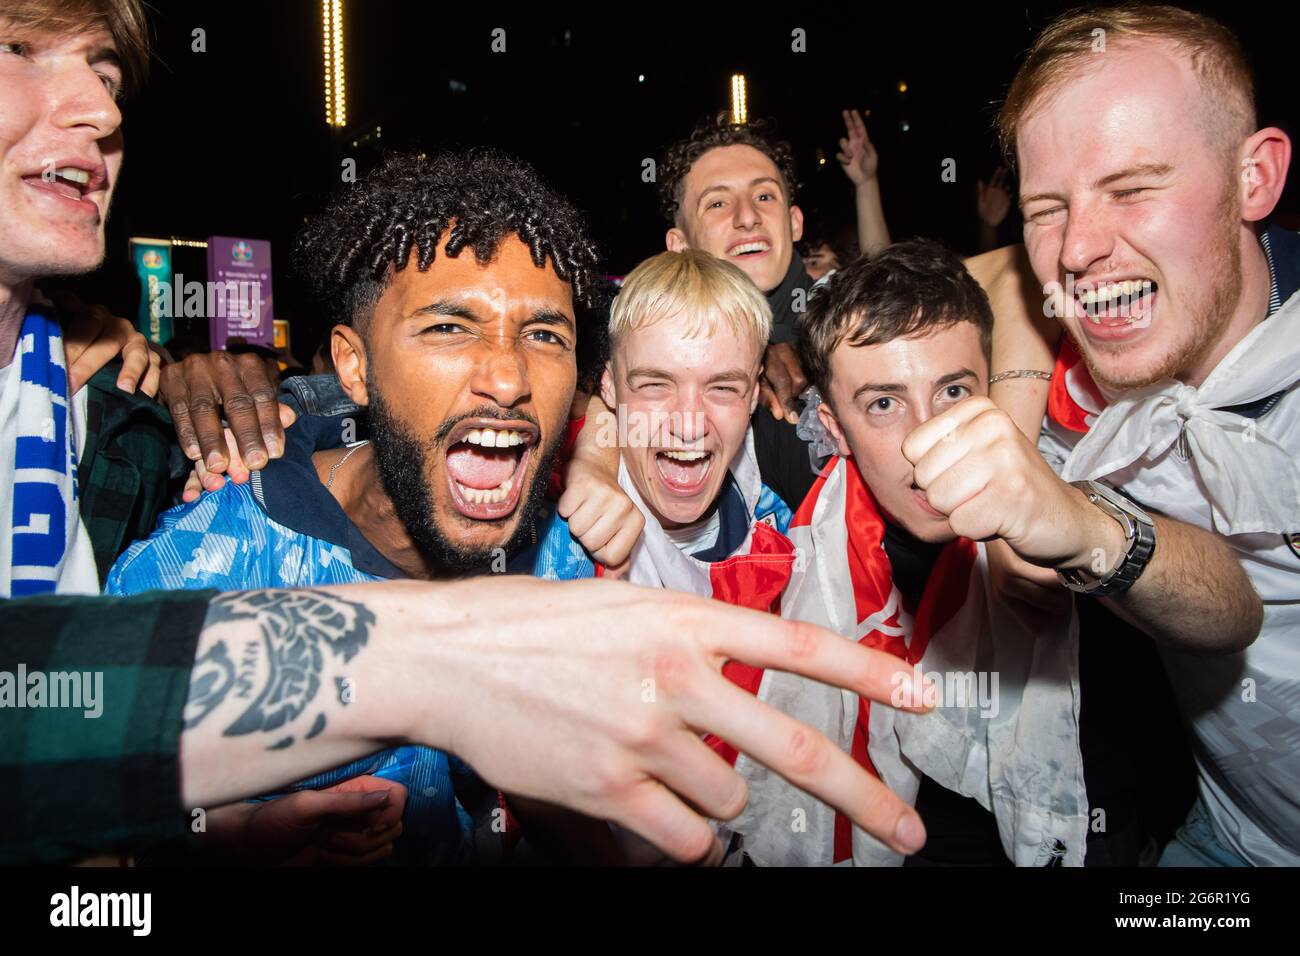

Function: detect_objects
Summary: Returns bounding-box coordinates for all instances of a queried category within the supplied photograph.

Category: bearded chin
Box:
[1086,204,1244,392]
[368,383,559,576]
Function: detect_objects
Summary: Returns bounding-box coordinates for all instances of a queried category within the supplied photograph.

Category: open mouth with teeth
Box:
[1076,279,1158,328]
[23,166,98,207]
[444,425,535,521]
[728,239,771,259]
[655,448,714,496]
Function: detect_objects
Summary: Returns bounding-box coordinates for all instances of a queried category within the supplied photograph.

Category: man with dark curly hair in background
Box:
[105,147,606,863]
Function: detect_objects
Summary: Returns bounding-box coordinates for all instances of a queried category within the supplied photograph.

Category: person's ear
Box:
[817,399,852,458]
[332,324,370,407]
[599,361,617,411]
[666,227,690,252]
[1239,127,1291,223]
[789,204,805,244]
[747,351,765,415]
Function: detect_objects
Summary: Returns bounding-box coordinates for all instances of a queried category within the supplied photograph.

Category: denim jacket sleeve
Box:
[278,373,362,419]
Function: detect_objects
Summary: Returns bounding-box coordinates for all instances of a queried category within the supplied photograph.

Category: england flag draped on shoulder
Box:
[728,455,1090,867]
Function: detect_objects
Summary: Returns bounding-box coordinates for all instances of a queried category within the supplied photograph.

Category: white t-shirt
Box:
[1039,311,1300,866]
[662,509,721,557]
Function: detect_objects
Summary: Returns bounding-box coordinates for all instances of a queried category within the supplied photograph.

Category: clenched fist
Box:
[901,396,1125,572]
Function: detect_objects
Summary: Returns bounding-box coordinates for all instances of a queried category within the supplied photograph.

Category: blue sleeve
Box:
[756,483,794,535]
[105,483,268,595]
[515,504,594,580]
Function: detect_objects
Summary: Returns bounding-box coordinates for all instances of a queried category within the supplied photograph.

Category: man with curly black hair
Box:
[105,148,609,863]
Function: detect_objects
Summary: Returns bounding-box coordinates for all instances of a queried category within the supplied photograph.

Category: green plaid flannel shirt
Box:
[0,358,204,864]
[0,588,215,864]
[78,359,189,584]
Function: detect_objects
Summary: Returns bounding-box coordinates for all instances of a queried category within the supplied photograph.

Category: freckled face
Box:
[1018,41,1246,389]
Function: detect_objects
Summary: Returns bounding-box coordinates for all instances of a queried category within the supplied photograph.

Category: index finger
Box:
[158,362,203,462]
[900,395,995,467]
[778,348,809,396]
[65,338,117,395]
[282,787,394,828]
[757,383,786,421]
[711,613,933,712]
[764,353,794,406]
[210,355,266,469]
[114,331,151,393]
[683,671,927,857]
[850,108,868,140]
[324,776,408,828]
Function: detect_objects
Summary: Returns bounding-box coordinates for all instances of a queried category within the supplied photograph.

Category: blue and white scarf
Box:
[2,307,96,596]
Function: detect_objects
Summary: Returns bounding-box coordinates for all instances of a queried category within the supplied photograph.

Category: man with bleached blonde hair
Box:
[513,249,805,863]
[527,248,792,580]
[595,249,775,536]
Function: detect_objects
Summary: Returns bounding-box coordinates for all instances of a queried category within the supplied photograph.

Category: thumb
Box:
[290,788,392,827]
[324,774,408,827]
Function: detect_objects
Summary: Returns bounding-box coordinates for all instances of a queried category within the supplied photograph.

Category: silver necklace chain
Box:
[326,440,370,489]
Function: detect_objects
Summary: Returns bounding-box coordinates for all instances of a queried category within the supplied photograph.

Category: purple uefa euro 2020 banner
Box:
[206,236,274,351]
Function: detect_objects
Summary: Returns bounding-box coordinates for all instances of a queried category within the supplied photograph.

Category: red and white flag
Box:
[727,456,1089,866]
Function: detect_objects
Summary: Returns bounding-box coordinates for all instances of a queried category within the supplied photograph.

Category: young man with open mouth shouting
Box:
[724,240,1089,867]
[504,248,810,863]
[0,0,177,602]
[526,248,794,589]
[105,147,605,864]
[973,3,1298,867]
[106,151,933,867]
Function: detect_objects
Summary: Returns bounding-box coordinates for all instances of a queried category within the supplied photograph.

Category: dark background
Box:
[75,0,1300,363]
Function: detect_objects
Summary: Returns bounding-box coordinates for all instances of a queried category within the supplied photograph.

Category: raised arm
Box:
[838,109,891,257]
[173,577,932,863]
[964,243,1059,439]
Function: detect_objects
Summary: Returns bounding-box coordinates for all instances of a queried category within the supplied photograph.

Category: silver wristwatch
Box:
[1056,480,1156,598]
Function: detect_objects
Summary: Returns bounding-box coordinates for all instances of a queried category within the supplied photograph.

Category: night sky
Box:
[74,1,1300,362]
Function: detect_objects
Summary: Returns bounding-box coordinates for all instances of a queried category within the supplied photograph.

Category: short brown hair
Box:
[657,112,801,225]
[3,0,150,97]
[798,239,993,395]
[998,4,1255,165]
